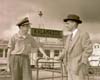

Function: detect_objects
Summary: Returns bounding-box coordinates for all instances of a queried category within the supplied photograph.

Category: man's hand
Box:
[54,57,60,61]
[6,67,10,72]
[75,63,88,75]
[6,63,10,72]
[39,47,49,60]
[43,55,49,60]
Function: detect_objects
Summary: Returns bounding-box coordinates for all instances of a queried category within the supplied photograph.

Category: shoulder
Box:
[27,34,36,41]
[8,33,18,44]
[79,30,89,37]
[27,34,33,38]
[79,30,91,41]
[27,34,35,40]
[10,33,18,40]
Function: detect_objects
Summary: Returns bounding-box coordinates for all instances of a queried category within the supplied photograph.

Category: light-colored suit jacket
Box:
[59,29,93,74]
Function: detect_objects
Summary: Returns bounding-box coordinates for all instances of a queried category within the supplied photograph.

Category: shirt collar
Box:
[17,31,28,39]
[72,28,78,38]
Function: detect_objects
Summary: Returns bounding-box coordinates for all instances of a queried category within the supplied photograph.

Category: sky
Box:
[0,0,100,42]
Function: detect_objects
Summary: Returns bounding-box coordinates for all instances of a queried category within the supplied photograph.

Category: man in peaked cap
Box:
[7,17,48,80]
[56,14,93,80]
[17,17,31,27]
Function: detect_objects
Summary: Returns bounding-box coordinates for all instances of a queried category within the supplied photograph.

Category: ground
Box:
[0,68,100,80]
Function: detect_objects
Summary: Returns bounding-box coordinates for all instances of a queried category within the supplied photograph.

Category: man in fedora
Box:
[7,17,48,80]
[56,14,93,80]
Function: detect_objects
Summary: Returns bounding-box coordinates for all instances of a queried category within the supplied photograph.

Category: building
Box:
[0,40,8,69]
[89,43,100,66]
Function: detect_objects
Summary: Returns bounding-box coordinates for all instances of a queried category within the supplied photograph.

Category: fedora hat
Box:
[63,14,82,24]
[17,17,31,27]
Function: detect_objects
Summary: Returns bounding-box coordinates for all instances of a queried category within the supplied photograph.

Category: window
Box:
[94,45,100,49]
[54,50,59,57]
[45,50,50,57]
[5,49,8,57]
[37,50,43,57]
[0,49,3,57]
[37,49,50,57]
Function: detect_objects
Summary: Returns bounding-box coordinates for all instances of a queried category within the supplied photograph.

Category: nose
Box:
[65,25,70,28]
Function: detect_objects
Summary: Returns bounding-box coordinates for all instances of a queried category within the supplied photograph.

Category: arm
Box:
[6,48,12,70]
[6,35,15,71]
[58,36,68,60]
[56,49,66,60]
[81,32,93,64]
[55,36,68,60]
[31,37,48,59]
[38,47,48,58]
[75,32,93,75]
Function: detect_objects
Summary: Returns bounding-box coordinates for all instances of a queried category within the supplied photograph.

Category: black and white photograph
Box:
[0,0,100,80]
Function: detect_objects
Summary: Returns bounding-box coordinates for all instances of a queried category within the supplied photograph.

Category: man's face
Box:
[64,20,78,32]
[19,24,30,35]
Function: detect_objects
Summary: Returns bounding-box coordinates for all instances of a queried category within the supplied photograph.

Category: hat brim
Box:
[63,19,82,24]
[17,22,31,27]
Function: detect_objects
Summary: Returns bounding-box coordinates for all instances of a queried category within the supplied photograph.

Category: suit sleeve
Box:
[81,32,93,64]
[58,36,67,60]
[58,49,66,60]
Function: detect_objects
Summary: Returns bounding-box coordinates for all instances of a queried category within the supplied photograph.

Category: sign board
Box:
[31,28,63,38]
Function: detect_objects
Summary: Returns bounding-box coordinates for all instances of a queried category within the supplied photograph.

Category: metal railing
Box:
[36,58,65,80]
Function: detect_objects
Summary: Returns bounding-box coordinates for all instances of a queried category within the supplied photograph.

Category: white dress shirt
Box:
[72,29,78,39]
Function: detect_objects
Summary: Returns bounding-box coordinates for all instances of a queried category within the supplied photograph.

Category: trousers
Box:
[9,54,32,80]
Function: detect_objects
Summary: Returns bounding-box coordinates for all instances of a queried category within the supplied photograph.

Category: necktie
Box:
[68,33,73,51]
[70,33,73,41]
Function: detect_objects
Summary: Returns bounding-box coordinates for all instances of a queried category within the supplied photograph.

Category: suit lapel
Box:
[68,30,80,53]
